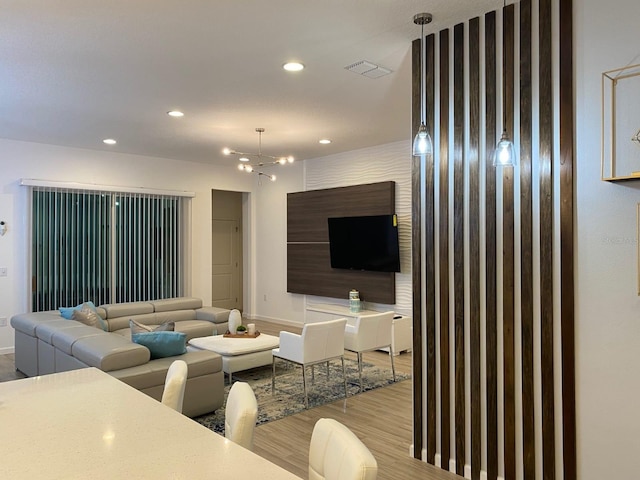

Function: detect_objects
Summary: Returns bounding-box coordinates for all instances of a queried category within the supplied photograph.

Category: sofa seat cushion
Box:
[109,350,222,390]
[35,319,87,343]
[11,311,63,336]
[72,334,150,371]
[51,325,106,355]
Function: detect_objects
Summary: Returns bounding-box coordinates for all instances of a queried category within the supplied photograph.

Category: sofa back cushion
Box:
[151,297,203,312]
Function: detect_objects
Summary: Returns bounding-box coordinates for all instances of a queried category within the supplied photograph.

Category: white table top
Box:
[189,333,279,356]
[306,302,381,317]
[0,368,301,479]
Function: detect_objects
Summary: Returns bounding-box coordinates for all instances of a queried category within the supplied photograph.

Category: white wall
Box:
[575,0,640,478]
[248,140,411,326]
[0,138,254,352]
[304,141,412,317]
[249,162,304,324]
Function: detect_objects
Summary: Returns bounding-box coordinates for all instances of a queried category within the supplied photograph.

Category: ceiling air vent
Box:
[344,60,392,79]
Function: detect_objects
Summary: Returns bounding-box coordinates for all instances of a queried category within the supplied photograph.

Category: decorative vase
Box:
[228,309,242,334]
[349,289,361,313]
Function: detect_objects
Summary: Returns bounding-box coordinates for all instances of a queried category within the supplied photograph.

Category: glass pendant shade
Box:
[493,129,517,166]
[412,122,433,156]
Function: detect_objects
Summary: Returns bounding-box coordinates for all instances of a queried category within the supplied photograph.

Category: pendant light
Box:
[412,12,433,157]
[494,1,517,167]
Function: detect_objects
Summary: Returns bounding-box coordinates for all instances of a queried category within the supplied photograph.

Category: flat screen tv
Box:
[327,214,401,273]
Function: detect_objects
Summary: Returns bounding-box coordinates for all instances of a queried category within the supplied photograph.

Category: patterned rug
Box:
[194,359,410,434]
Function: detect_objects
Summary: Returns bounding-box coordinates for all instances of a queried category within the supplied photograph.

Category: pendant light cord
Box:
[421,20,426,126]
[502,0,507,134]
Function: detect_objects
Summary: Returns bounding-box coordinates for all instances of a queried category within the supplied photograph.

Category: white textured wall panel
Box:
[304,141,412,315]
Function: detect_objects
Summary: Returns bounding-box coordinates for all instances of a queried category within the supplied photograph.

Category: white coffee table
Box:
[188,333,280,383]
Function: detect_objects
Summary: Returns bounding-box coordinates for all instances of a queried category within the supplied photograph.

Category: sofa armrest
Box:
[195,306,231,324]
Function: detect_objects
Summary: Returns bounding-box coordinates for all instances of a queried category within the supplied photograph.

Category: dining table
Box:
[0,367,302,479]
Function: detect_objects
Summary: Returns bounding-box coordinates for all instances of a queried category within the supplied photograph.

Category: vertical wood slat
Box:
[453,22,465,477]
[425,32,437,466]
[410,37,424,462]
[559,0,577,478]
[502,5,516,480]
[519,1,536,479]
[438,27,451,472]
[468,16,481,480]
[484,11,499,480]
[539,0,556,478]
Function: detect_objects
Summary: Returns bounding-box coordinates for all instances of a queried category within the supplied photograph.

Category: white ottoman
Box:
[188,334,280,383]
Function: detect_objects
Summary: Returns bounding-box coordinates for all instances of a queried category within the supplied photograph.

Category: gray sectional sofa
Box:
[11,297,230,417]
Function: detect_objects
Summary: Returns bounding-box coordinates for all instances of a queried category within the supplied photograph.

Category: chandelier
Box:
[223,128,294,182]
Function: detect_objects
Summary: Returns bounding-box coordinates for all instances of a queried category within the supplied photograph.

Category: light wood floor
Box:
[0,320,461,480]
[252,319,461,480]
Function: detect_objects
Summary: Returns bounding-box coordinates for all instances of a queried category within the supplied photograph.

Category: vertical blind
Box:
[32,187,184,311]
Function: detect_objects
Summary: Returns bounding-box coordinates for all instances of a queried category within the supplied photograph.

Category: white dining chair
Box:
[225,381,258,450]
[343,311,396,392]
[271,318,348,409]
[161,360,188,413]
[309,418,378,480]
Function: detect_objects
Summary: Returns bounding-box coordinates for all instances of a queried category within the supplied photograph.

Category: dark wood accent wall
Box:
[411,1,576,478]
[286,182,396,304]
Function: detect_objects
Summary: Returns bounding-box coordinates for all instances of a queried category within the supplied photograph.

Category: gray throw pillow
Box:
[129,319,175,334]
[71,304,108,331]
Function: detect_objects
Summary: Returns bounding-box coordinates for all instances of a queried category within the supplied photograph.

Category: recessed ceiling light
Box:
[283,62,304,72]
[319,139,331,144]
[167,110,184,117]
[103,138,117,145]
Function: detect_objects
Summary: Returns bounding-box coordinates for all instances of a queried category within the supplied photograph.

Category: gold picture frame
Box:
[601,63,640,181]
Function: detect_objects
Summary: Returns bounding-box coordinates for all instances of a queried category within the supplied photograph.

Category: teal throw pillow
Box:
[132,331,187,359]
[60,301,97,319]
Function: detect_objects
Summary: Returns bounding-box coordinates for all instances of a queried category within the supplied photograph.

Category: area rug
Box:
[194,360,410,435]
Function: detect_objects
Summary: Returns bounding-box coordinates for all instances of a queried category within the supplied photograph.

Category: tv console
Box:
[305,303,412,356]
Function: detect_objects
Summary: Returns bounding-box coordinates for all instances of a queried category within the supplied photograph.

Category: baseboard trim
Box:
[247,315,303,329]
[0,346,15,355]
[417,453,503,480]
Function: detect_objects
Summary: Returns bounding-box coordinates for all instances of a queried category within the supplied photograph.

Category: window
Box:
[31,187,185,311]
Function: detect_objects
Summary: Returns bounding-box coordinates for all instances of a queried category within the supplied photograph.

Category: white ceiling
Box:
[1,0,500,166]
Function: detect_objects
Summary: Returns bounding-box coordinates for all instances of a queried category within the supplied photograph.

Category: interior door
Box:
[211,190,242,310]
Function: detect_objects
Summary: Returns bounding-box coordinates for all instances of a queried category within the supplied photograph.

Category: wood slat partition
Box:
[519,2,535,480]
[502,6,516,480]
[410,36,424,462]
[559,1,577,478]
[411,2,575,479]
[484,11,499,480]
[453,22,465,477]
[539,0,556,479]
[425,32,437,466]
[438,27,451,472]
[468,16,481,480]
